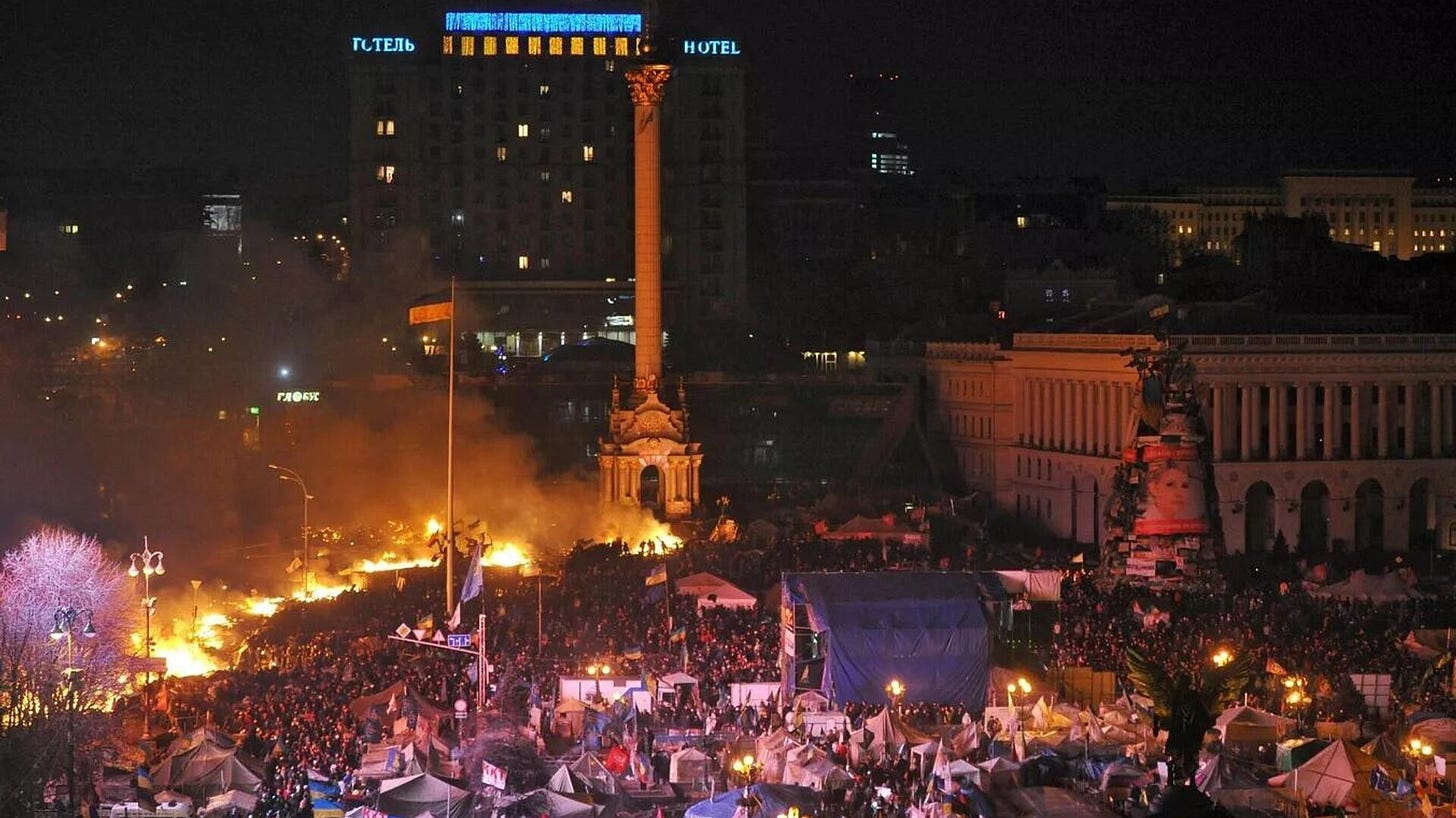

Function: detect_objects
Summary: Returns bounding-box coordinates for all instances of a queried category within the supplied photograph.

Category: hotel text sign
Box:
[682,39,740,56]
[353,37,417,53]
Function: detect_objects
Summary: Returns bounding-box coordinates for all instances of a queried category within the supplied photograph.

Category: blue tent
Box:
[782,573,991,707]
[684,784,820,818]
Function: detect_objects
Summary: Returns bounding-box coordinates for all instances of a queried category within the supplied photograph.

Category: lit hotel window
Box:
[460,36,475,57]
[540,170,552,183]
[1015,215,1027,229]
[376,165,396,184]
[518,255,529,270]
[505,36,519,55]
[561,190,574,204]
[549,37,563,55]
[442,36,453,55]
[582,144,595,162]
[496,146,508,162]
[59,224,80,235]
[375,119,396,137]
[539,84,551,97]
[484,36,497,55]
[593,37,607,56]
[614,37,629,56]
[528,37,542,55]
[517,123,530,138]
[571,37,584,55]
[540,257,551,269]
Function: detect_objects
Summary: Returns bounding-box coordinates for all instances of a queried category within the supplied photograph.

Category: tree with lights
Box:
[0,528,141,816]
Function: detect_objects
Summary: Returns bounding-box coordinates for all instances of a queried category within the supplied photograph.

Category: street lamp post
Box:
[268,464,313,599]
[885,679,907,713]
[586,662,611,702]
[51,606,96,815]
[189,579,202,642]
[730,753,761,786]
[1006,677,1031,759]
[128,539,164,738]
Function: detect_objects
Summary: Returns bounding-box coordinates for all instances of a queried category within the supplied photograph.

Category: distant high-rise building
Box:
[850,73,912,176]
[346,5,749,353]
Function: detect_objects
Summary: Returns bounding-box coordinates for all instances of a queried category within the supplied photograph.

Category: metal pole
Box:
[143,567,151,738]
[302,491,310,598]
[446,278,457,613]
[477,612,487,708]
[536,575,543,655]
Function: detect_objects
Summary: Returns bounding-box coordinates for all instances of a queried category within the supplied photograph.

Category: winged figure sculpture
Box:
[1125,648,1254,781]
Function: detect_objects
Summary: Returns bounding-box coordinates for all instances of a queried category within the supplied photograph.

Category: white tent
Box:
[1409,717,1456,745]
[546,764,587,795]
[1310,571,1424,602]
[792,691,830,713]
[200,790,258,817]
[1267,739,1382,807]
[782,746,853,791]
[674,572,758,610]
[378,773,472,818]
[670,747,711,787]
[970,757,1020,791]
[1214,705,1293,744]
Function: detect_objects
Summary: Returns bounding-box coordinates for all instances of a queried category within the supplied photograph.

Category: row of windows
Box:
[1415,212,1456,222]
[1016,455,1055,481]
[1300,196,1397,208]
[444,34,635,58]
[949,413,992,439]
[941,376,989,398]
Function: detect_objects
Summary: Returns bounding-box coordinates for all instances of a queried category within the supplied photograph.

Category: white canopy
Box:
[674,572,758,610]
[670,747,711,786]
[1268,739,1382,806]
[1215,705,1293,743]
[1310,571,1424,602]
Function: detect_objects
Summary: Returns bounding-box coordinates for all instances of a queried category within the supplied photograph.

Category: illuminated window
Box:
[1373,241,1382,253]
[539,83,551,96]
[460,35,475,56]
[375,119,396,137]
[442,35,454,55]
[582,144,595,162]
[1015,215,1027,228]
[571,36,584,55]
[528,36,542,55]
[451,210,465,226]
[605,59,615,72]
[540,170,552,183]
[376,165,396,184]
[496,146,508,162]
[561,190,573,203]
[505,36,519,55]
[518,255,529,270]
[549,36,563,55]
[484,36,497,55]
[540,257,551,269]
[592,36,607,55]
[614,37,629,55]
[59,224,80,235]
[517,123,529,138]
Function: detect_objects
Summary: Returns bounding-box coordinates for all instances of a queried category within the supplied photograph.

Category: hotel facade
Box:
[925,332,1456,554]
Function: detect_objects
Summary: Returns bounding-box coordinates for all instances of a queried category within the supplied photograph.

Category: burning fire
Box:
[482,542,530,568]
[631,522,683,555]
[352,552,438,573]
[243,596,283,618]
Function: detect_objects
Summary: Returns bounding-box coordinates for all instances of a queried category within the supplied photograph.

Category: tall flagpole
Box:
[445,277,457,614]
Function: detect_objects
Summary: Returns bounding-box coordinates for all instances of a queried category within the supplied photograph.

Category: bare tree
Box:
[0,528,142,815]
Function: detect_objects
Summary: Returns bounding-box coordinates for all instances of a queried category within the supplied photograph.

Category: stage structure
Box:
[780,573,991,708]
[596,35,703,519]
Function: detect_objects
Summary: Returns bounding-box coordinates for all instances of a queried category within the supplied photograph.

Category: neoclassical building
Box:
[926,332,1456,553]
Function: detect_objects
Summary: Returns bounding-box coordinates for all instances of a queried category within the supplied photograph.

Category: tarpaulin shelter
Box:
[357,742,428,779]
[782,573,990,707]
[675,572,758,610]
[1004,786,1110,817]
[200,789,258,817]
[782,746,853,791]
[167,727,236,756]
[1214,705,1293,745]
[683,784,820,818]
[1195,753,1290,812]
[152,791,192,816]
[349,682,450,723]
[992,570,1065,602]
[669,747,711,787]
[1408,717,1456,746]
[569,752,621,794]
[792,691,830,712]
[969,757,1020,791]
[1361,733,1408,768]
[378,773,472,818]
[1276,738,1331,771]
[547,764,589,795]
[1310,571,1424,602]
[1268,739,1382,807]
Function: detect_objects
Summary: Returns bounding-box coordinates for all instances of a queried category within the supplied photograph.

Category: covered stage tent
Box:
[782,573,991,708]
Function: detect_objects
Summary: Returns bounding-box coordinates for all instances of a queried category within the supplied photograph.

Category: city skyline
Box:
[4,0,1455,207]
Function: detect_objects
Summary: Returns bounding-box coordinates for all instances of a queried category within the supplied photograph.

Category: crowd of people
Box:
[121,506,1456,818]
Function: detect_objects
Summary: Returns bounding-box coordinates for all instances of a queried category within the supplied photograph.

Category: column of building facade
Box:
[1376,383,1391,457]
[1041,379,1052,449]
[1292,383,1306,460]
[1345,381,1356,459]
[1077,380,1089,453]
[1208,384,1222,461]
[1057,380,1069,450]
[1432,382,1445,457]
[1322,381,1337,460]
[1237,384,1252,461]
[1268,383,1282,460]
[1404,381,1418,457]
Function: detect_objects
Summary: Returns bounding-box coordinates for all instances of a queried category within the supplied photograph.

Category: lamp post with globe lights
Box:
[128,539,164,737]
[51,606,96,814]
[885,679,907,713]
[731,753,762,785]
[268,464,313,599]
[586,662,611,702]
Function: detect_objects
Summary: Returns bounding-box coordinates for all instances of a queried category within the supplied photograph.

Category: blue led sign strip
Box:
[444,12,642,34]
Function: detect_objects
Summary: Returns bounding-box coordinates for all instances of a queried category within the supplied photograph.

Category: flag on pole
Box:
[286,556,303,574]
[417,613,435,631]
[645,563,668,587]
[623,646,644,661]
[669,624,687,643]
[460,539,485,604]
[1266,658,1288,676]
[447,603,462,631]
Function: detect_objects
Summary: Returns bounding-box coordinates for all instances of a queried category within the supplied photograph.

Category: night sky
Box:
[4,0,1455,205]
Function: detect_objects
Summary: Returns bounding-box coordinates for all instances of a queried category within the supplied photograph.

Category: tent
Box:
[1268,739,1382,807]
[516,789,601,818]
[153,791,192,817]
[675,572,758,610]
[200,789,258,817]
[349,681,451,723]
[1275,738,1330,771]
[1361,733,1408,767]
[1098,760,1149,794]
[547,764,589,795]
[378,773,472,818]
[1214,705,1293,744]
[792,691,830,713]
[1309,570,1424,602]
[167,727,236,756]
[1195,753,1286,812]
[154,741,263,799]
[569,752,621,794]
[782,746,853,791]
[1409,717,1456,746]
[822,515,927,545]
[1004,786,1111,817]
[669,747,711,787]
[863,707,932,751]
[970,756,1020,791]
[683,784,820,818]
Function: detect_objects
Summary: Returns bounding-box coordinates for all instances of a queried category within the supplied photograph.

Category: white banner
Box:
[482,760,507,790]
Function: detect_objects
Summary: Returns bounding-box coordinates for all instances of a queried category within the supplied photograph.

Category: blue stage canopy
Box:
[782,572,991,708]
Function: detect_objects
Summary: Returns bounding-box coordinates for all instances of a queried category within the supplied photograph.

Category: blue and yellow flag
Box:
[645,563,668,587]
[669,625,687,644]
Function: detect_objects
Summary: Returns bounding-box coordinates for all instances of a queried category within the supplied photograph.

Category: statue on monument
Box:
[1125,647,1253,782]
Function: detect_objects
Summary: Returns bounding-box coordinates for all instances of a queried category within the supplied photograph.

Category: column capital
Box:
[625,64,672,106]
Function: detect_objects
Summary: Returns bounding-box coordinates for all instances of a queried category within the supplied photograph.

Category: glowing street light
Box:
[50,606,97,815]
[885,679,907,711]
[1211,648,1233,668]
[128,538,164,737]
[731,753,761,784]
[586,662,611,699]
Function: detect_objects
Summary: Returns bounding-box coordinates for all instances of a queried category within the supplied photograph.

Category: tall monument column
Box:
[596,48,702,521]
[625,63,672,394]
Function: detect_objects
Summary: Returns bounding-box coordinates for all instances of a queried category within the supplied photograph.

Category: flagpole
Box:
[446,277,457,614]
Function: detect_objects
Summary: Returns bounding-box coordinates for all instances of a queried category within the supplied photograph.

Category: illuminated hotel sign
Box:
[277,391,322,403]
[682,39,740,56]
[444,12,642,34]
[353,36,417,52]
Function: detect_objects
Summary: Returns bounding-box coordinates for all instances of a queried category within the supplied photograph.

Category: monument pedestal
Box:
[598,380,702,519]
